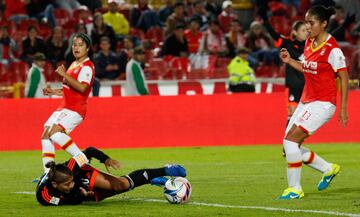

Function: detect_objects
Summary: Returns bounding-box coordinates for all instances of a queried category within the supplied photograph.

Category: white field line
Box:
[14,192,360,217]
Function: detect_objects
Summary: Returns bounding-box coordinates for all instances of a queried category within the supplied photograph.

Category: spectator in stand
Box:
[204,0,221,20]
[162,24,188,57]
[136,6,161,33]
[94,36,121,80]
[327,5,345,37]
[234,0,254,30]
[246,21,280,66]
[103,0,130,40]
[46,26,67,68]
[93,36,121,96]
[227,47,256,93]
[327,4,355,42]
[75,5,93,34]
[24,52,47,98]
[224,19,247,58]
[5,0,29,24]
[118,36,134,75]
[282,0,301,8]
[183,0,195,17]
[191,1,209,31]
[125,46,149,96]
[91,12,116,52]
[0,3,5,24]
[199,20,224,56]
[0,25,19,65]
[54,0,81,15]
[130,0,151,28]
[350,36,360,88]
[351,50,360,88]
[165,2,186,37]
[184,18,202,54]
[21,25,46,65]
[158,0,174,27]
[77,0,102,13]
[25,0,57,28]
[217,0,238,33]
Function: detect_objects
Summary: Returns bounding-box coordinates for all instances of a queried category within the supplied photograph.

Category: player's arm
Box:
[43,87,63,96]
[83,147,121,172]
[56,65,90,93]
[337,70,349,127]
[280,48,303,72]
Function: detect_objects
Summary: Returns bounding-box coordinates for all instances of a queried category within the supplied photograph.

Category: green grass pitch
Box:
[1,144,360,217]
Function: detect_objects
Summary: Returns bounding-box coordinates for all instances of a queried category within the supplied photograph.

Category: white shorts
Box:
[285,101,336,135]
[44,108,83,134]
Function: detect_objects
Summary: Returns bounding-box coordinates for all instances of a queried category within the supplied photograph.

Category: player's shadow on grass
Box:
[306,187,360,198]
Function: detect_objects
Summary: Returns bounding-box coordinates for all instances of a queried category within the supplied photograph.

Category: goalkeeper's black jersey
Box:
[36,147,110,206]
[263,22,305,90]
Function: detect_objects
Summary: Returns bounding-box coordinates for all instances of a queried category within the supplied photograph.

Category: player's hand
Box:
[55,64,66,77]
[280,48,290,63]
[104,158,121,173]
[42,87,53,96]
[79,187,94,198]
[338,108,348,127]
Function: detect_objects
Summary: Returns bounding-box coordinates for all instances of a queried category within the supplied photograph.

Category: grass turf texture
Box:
[1,144,360,217]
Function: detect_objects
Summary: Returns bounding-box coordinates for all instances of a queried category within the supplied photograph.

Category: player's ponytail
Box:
[307,5,336,29]
[46,161,73,183]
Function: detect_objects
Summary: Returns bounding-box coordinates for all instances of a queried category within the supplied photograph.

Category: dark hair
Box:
[292,20,305,31]
[133,46,145,55]
[46,161,73,183]
[27,25,38,32]
[174,2,184,8]
[100,36,110,43]
[307,6,336,28]
[73,33,92,48]
[209,19,220,26]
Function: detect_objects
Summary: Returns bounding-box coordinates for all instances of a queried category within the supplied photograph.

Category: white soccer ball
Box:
[164,177,192,204]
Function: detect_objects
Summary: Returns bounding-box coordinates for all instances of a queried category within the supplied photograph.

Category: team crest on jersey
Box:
[74,68,79,74]
[320,47,326,56]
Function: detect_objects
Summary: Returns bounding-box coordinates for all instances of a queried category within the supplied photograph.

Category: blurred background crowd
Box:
[0,0,359,97]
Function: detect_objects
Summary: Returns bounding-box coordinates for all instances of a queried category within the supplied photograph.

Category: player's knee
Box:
[48,125,64,137]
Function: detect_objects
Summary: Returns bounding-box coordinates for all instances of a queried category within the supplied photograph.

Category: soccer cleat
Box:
[164,164,186,177]
[317,164,341,191]
[279,187,304,200]
[150,176,168,186]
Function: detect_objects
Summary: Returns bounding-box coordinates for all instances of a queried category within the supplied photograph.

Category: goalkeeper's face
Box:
[53,176,75,194]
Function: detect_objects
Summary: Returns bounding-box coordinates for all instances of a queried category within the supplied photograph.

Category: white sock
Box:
[283,139,302,190]
[300,147,331,173]
[42,139,55,172]
[50,132,88,167]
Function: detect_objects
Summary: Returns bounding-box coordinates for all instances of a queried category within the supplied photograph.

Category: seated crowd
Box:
[0,0,359,96]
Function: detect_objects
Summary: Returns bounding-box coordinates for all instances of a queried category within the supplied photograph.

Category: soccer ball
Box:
[164,177,192,204]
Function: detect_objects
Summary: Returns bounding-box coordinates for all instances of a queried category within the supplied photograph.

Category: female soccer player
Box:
[279,5,349,199]
[41,33,95,172]
[36,146,186,205]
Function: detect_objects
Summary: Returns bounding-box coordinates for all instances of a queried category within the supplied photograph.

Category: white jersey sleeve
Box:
[328,48,347,72]
[77,66,93,84]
